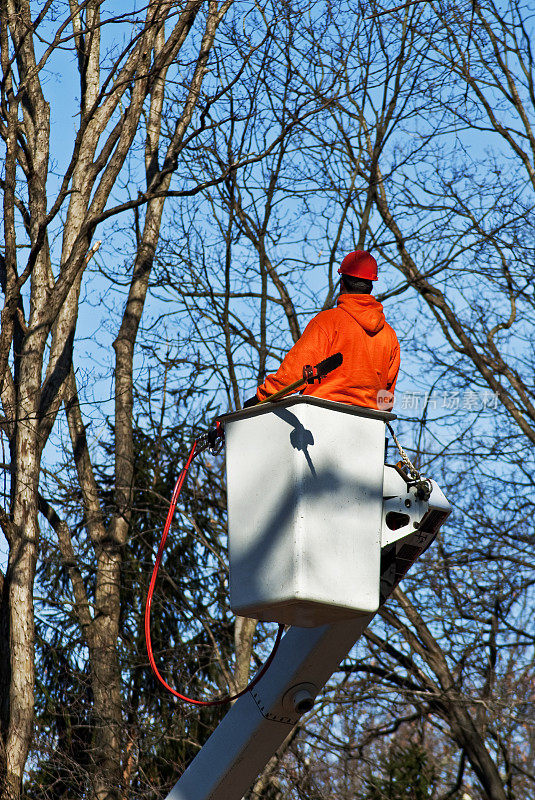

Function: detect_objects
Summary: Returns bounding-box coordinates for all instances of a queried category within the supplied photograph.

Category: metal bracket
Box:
[381,485,429,547]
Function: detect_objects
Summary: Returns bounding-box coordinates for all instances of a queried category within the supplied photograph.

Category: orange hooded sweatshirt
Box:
[256,294,400,410]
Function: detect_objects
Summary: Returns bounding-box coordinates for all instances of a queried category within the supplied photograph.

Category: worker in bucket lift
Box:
[244,250,400,412]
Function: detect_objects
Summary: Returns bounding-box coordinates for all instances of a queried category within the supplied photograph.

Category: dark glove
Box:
[243,394,260,408]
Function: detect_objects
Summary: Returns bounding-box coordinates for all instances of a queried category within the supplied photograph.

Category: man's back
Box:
[256,293,400,410]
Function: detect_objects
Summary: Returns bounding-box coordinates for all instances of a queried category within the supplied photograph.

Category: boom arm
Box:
[167,616,374,800]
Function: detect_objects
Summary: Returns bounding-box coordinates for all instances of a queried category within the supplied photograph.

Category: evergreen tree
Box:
[360,744,440,800]
[27,417,232,798]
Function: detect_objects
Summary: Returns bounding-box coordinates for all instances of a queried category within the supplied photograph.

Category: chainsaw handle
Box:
[303,352,343,384]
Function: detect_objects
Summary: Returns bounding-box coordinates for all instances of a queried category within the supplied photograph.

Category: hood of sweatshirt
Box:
[337,293,385,334]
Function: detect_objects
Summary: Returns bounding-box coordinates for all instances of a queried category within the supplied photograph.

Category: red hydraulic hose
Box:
[144,439,284,706]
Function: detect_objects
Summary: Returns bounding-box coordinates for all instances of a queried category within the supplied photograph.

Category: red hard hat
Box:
[338,250,378,280]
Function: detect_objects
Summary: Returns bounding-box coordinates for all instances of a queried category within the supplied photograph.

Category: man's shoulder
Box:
[308,306,342,331]
[311,305,343,323]
[383,318,399,340]
[380,320,400,353]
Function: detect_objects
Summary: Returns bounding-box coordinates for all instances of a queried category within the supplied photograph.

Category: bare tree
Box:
[0,2,239,797]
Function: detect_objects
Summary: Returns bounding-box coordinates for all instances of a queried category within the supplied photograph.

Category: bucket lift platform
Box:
[166,398,451,800]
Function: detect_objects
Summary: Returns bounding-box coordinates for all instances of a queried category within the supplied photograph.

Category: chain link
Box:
[386,422,423,481]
